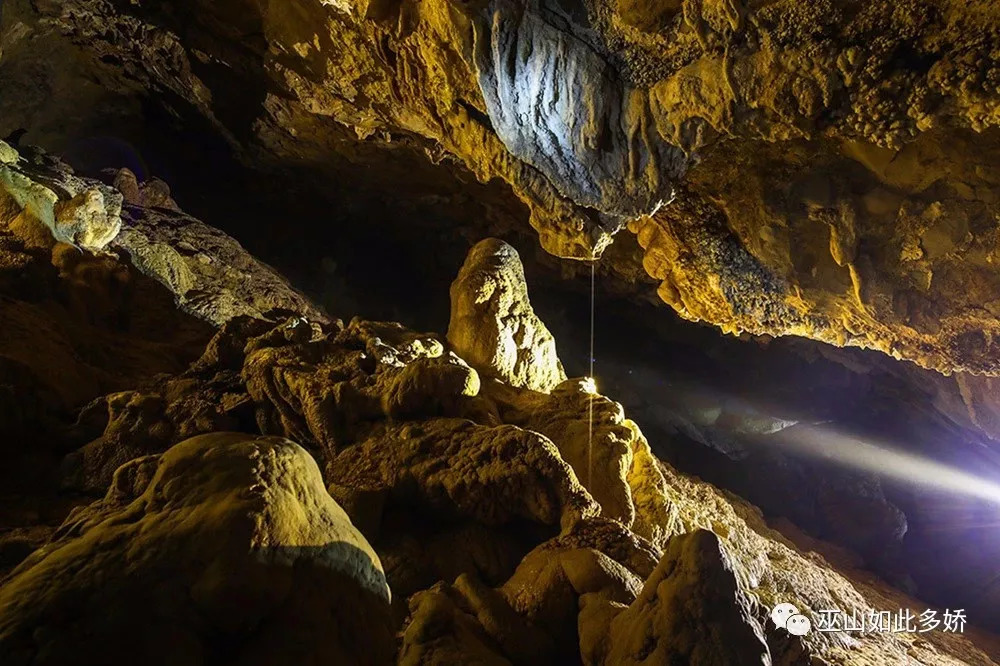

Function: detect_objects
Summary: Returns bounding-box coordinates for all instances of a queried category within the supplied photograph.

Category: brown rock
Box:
[489,379,637,527]
[399,573,555,665]
[585,529,771,666]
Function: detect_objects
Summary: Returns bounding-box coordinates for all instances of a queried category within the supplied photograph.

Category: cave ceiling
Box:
[4,0,1000,378]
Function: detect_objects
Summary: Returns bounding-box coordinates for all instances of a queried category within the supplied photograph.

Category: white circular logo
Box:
[771,603,800,629]
[786,614,812,636]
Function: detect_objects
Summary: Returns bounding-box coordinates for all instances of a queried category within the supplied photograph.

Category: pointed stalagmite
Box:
[448,238,567,393]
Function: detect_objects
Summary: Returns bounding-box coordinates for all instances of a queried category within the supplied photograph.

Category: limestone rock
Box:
[489,379,636,526]
[500,540,644,660]
[0,141,18,165]
[489,380,679,549]
[327,418,599,532]
[63,313,488,494]
[475,1,682,219]
[52,187,121,250]
[646,461,1000,665]
[0,433,394,666]
[399,573,556,665]
[585,529,771,666]
[623,424,680,550]
[0,146,121,251]
[0,146,320,328]
[448,238,566,393]
[244,317,484,457]
[0,164,215,474]
[399,581,514,666]
[61,374,252,494]
[374,523,530,607]
[12,0,1000,372]
[113,205,327,327]
[532,517,661,582]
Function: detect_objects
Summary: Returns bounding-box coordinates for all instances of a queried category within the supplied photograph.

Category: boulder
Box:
[327,418,599,532]
[399,573,555,665]
[584,529,771,666]
[0,433,394,666]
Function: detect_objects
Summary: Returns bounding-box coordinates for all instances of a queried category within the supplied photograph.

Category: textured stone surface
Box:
[449,238,566,393]
[399,573,556,665]
[582,529,770,666]
[328,419,599,532]
[7,0,1000,373]
[0,147,326,327]
[113,205,327,327]
[489,379,638,527]
[0,143,121,251]
[0,433,394,666]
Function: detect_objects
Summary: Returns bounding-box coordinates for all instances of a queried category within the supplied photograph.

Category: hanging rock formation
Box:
[6,0,1000,374]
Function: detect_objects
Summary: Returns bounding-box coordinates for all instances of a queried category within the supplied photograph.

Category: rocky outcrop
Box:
[0,433,394,666]
[0,143,323,327]
[113,199,327,327]
[581,529,770,666]
[399,573,557,665]
[491,379,635,529]
[448,238,566,393]
[0,141,121,251]
[328,419,599,532]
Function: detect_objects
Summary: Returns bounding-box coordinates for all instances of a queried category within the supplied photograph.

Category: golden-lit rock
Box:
[0,433,394,666]
[581,529,770,666]
[244,317,484,455]
[449,238,566,393]
[0,144,997,666]
[0,141,17,165]
[327,418,600,532]
[487,380,679,549]
[9,0,1000,372]
[500,535,645,660]
[489,379,638,527]
[115,204,326,326]
[631,133,1000,374]
[623,422,680,551]
[399,573,556,665]
[0,147,121,251]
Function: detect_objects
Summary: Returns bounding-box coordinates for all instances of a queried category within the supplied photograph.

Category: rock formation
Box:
[0,433,394,666]
[0,148,997,664]
[449,238,567,393]
[3,3,1000,661]
[6,0,1000,376]
[581,529,771,666]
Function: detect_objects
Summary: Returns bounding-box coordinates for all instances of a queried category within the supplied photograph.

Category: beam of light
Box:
[768,423,1000,506]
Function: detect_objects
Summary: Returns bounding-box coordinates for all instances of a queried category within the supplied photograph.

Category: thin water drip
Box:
[587,260,595,487]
